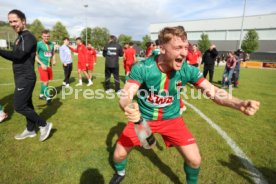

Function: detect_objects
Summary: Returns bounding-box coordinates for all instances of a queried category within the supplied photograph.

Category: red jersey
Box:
[186,50,201,65]
[124,47,136,64]
[145,46,154,58]
[123,48,128,63]
[70,44,88,64]
[87,48,97,65]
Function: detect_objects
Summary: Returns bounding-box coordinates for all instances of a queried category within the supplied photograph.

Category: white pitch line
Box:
[0,74,107,86]
[183,100,268,184]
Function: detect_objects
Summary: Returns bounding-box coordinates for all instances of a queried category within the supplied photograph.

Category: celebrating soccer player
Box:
[109,26,260,184]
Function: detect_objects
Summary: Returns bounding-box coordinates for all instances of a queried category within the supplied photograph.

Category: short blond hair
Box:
[158,26,187,44]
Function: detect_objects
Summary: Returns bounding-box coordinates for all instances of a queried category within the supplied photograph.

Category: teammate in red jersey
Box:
[186,44,201,68]
[145,42,154,58]
[69,37,92,86]
[86,43,97,84]
[123,42,136,76]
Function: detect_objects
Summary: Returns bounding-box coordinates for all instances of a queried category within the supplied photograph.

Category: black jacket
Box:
[202,48,218,67]
[103,41,123,68]
[0,30,37,81]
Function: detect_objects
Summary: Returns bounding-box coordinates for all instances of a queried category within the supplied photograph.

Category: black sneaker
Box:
[46,98,52,105]
[109,173,125,184]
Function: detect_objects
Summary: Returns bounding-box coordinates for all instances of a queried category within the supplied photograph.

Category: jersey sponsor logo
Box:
[146,93,173,107]
[44,52,52,57]
[175,80,183,90]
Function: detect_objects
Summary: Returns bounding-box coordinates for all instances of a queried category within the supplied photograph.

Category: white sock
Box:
[79,79,82,84]
[88,79,92,83]
[117,169,125,176]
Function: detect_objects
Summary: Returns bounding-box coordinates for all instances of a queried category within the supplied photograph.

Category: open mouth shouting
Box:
[174,57,184,69]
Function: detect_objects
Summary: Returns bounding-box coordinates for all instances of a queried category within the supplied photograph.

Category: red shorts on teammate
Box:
[38,67,53,82]
[117,117,195,148]
[86,62,94,71]
[78,62,86,71]
[124,63,133,73]
[78,62,93,71]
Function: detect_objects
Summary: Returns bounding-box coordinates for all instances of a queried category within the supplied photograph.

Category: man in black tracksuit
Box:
[103,35,123,93]
[201,44,218,83]
[0,9,52,142]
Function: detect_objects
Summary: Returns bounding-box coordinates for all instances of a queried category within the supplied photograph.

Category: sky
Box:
[1,0,276,40]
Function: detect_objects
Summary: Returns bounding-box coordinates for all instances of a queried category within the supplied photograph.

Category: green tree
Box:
[241,29,259,53]
[118,34,132,45]
[81,27,92,45]
[0,21,9,26]
[81,27,92,44]
[51,21,69,44]
[29,19,45,40]
[197,33,211,53]
[90,27,110,50]
[141,34,151,50]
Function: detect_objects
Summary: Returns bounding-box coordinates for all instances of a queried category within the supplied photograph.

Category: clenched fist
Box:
[124,103,141,123]
[239,100,260,116]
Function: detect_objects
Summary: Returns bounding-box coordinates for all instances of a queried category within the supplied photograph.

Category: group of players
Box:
[37,31,97,105]
[0,9,261,184]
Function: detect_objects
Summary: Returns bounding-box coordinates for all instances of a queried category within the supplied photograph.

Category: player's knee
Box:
[113,146,128,161]
[186,154,201,168]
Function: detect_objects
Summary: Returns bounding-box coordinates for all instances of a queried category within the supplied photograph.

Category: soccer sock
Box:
[42,84,49,98]
[88,79,92,83]
[79,79,82,84]
[114,159,128,176]
[40,83,44,96]
[184,162,200,184]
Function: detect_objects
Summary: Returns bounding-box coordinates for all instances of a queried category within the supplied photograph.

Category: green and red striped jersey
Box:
[128,55,204,121]
[37,41,54,67]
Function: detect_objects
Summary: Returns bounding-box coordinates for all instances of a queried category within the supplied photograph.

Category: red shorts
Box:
[86,63,94,71]
[78,62,86,71]
[38,67,53,82]
[117,117,195,148]
[124,63,133,73]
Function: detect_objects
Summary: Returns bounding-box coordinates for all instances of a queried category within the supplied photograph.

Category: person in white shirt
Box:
[59,37,73,87]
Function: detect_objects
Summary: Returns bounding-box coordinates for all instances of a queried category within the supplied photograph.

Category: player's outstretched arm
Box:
[196,79,260,116]
[69,46,78,53]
